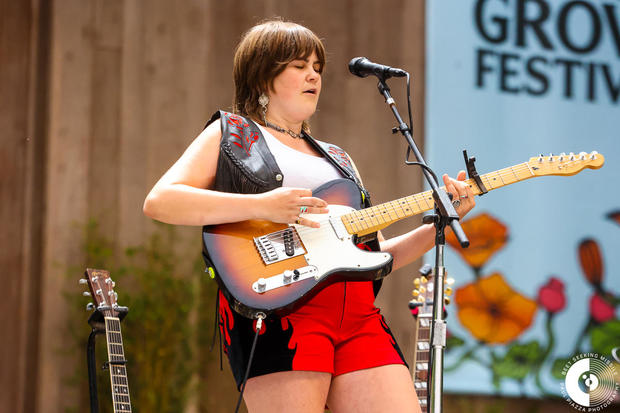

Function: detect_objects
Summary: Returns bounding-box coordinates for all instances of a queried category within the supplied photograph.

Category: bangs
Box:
[274,25,326,71]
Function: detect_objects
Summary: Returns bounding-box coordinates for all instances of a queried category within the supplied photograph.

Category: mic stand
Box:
[375,76,469,413]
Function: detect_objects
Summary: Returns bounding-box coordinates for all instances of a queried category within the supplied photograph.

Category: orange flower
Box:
[446,213,508,269]
[455,273,537,344]
[578,238,603,286]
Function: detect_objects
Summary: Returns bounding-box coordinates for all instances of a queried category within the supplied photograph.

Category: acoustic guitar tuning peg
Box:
[82,291,91,297]
[412,290,420,297]
[446,277,455,286]
[413,278,420,287]
[86,302,95,311]
[444,297,451,305]
[420,276,428,284]
[79,278,88,285]
[444,287,453,297]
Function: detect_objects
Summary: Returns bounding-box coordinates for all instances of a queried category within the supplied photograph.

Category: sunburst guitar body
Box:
[203,179,392,318]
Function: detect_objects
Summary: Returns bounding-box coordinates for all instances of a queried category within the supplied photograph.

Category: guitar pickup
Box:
[252,266,319,293]
[254,228,306,264]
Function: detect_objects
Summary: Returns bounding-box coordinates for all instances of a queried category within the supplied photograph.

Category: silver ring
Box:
[452,199,461,208]
[300,206,308,214]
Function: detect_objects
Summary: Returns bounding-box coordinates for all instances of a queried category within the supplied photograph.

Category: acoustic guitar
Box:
[83,268,132,413]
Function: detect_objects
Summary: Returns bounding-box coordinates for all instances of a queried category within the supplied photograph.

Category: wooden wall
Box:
[3,0,427,411]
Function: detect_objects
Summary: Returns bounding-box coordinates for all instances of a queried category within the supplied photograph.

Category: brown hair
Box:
[232,20,326,129]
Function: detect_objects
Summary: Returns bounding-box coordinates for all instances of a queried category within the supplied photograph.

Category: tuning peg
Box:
[548,153,554,162]
[446,277,455,286]
[444,297,451,305]
[105,278,116,287]
[82,291,91,297]
[445,287,453,297]
[590,151,598,160]
[569,152,575,161]
[413,278,420,287]
[559,152,566,161]
[412,290,420,297]
[579,152,587,160]
[419,286,426,294]
[86,302,95,311]
[79,278,88,285]
[420,276,428,284]
[417,296,425,303]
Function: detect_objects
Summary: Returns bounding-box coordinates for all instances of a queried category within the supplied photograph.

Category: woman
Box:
[143,20,474,413]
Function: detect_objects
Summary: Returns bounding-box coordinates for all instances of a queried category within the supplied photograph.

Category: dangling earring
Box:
[258,93,269,124]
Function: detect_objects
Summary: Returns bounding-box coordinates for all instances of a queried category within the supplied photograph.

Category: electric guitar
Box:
[83,269,132,413]
[409,266,454,412]
[202,152,604,317]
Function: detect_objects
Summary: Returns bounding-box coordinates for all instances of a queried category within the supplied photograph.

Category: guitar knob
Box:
[257,278,267,292]
[86,302,95,311]
[283,270,294,283]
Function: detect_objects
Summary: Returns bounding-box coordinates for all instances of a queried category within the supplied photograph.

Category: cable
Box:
[234,313,265,413]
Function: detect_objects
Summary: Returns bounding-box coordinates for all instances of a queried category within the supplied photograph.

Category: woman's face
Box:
[267,51,322,124]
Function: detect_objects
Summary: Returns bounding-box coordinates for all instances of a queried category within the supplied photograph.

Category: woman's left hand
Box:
[442,170,475,219]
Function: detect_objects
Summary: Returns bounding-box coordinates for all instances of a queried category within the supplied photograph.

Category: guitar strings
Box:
[267,157,594,241]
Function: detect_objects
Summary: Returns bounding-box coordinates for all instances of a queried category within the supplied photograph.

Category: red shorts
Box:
[218,281,407,388]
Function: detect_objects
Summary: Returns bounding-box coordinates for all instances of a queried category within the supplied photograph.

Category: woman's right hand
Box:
[255,187,328,228]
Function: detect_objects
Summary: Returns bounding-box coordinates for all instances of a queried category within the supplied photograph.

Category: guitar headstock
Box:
[80,268,120,317]
[528,151,604,177]
[410,264,454,317]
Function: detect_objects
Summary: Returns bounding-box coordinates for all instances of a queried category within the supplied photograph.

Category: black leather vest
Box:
[206,110,370,200]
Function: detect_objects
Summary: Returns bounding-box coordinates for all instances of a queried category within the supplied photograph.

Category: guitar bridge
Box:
[254,227,306,264]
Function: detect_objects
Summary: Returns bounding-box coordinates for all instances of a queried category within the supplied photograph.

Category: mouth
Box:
[303,89,317,95]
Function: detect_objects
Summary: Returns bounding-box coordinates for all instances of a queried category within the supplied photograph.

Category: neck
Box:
[265,111,303,135]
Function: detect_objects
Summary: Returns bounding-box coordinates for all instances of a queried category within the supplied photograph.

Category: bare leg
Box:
[327,364,421,413]
[243,370,332,413]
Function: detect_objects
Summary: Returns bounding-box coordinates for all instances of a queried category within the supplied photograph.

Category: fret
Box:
[417,341,430,351]
[103,316,132,413]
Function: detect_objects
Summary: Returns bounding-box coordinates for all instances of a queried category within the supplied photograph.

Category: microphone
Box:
[348,57,407,79]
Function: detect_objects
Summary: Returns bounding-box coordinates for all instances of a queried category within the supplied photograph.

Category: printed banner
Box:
[425,0,620,399]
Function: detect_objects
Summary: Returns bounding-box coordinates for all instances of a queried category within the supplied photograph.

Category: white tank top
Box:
[257,124,343,190]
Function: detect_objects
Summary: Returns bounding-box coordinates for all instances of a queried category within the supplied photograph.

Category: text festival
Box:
[474,0,620,103]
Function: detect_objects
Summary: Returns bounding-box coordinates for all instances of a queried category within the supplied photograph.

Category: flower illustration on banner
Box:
[537,277,566,314]
[589,293,616,323]
[443,210,620,396]
[578,238,603,287]
[607,210,620,227]
[446,213,508,271]
[455,273,537,344]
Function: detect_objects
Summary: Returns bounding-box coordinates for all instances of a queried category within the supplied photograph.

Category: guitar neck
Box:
[342,162,534,236]
[105,316,132,413]
[413,315,431,412]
